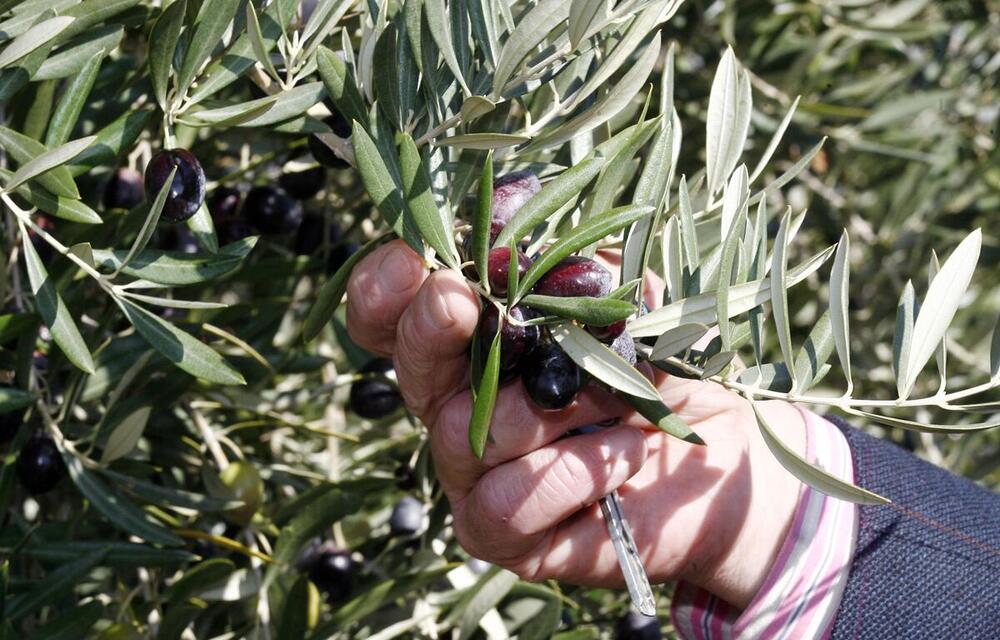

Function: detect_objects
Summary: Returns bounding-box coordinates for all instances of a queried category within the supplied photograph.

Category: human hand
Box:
[345,240,808,609]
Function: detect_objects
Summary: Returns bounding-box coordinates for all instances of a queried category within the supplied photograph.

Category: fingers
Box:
[392,269,480,424]
[430,382,630,499]
[453,425,652,567]
[345,240,428,356]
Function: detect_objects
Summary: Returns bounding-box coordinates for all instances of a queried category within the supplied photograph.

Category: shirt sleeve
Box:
[670,408,858,640]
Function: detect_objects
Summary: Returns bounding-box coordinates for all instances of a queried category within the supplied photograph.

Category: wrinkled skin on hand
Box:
[345,240,807,609]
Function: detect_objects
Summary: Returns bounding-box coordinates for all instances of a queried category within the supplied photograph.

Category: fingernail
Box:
[378,247,420,293]
[422,285,454,330]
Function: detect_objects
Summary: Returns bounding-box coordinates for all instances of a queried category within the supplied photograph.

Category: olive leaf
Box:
[651,323,710,360]
[515,205,653,298]
[550,323,660,401]
[0,169,101,224]
[0,126,79,198]
[520,295,636,326]
[3,550,107,621]
[472,150,494,290]
[114,166,176,275]
[118,299,245,386]
[148,0,186,111]
[0,15,74,70]
[469,330,501,459]
[748,399,889,505]
[622,394,703,444]
[399,132,460,269]
[175,0,242,103]
[705,47,752,196]
[19,221,95,374]
[44,52,102,147]
[302,235,386,342]
[93,237,257,286]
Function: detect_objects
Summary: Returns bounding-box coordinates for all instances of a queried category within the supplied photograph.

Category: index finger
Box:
[345,240,428,356]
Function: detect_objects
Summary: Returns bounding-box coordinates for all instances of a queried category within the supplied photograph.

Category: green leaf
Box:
[175,0,242,101]
[0,15,73,69]
[460,95,496,122]
[316,46,369,128]
[44,52,102,147]
[769,208,796,389]
[63,452,184,546]
[116,166,176,273]
[893,280,916,398]
[629,245,835,338]
[491,0,569,95]
[846,409,1000,434]
[494,156,604,248]
[0,126,79,198]
[164,558,235,604]
[32,23,120,80]
[302,235,384,342]
[651,323,709,360]
[185,203,219,253]
[245,1,279,81]
[352,121,422,253]
[737,363,792,392]
[148,0,186,111]
[4,550,106,620]
[92,237,256,286]
[5,135,94,192]
[901,229,981,397]
[990,320,1000,381]
[66,107,154,176]
[399,133,460,269]
[469,330,501,459]
[792,310,835,391]
[0,386,34,412]
[26,600,103,640]
[568,0,606,49]
[434,133,530,149]
[187,95,279,126]
[0,170,100,224]
[520,295,635,326]
[621,393,703,444]
[99,406,151,464]
[119,300,245,385]
[12,541,191,568]
[425,0,471,95]
[187,0,299,104]
[529,37,661,151]
[232,82,325,128]
[473,150,494,290]
[20,223,95,374]
[457,569,520,640]
[516,205,652,298]
[700,351,736,378]
[550,323,660,401]
[749,95,800,183]
[322,566,454,629]
[276,576,314,640]
[749,400,889,505]
[829,231,852,391]
[99,469,241,512]
[705,47,752,195]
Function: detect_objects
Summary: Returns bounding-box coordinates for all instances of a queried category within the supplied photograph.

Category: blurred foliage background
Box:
[0,0,996,639]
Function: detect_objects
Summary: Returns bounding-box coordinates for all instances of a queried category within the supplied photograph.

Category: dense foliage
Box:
[0,1,996,638]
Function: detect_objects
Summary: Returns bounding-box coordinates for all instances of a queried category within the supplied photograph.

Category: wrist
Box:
[683,399,807,609]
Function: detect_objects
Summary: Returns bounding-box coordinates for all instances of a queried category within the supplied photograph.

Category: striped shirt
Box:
[671,409,858,640]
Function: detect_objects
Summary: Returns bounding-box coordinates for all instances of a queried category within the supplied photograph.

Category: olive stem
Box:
[188,403,231,471]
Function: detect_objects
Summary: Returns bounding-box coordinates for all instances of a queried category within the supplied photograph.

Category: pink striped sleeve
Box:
[670,409,858,640]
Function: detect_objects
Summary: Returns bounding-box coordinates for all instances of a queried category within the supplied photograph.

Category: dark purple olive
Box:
[479,305,541,373]
[309,114,351,169]
[143,149,206,223]
[16,435,64,495]
[0,405,24,443]
[207,186,241,222]
[327,241,359,274]
[486,247,531,295]
[349,359,403,419]
[103,168,144,210]
[279,166,327,200]
[532,256,613,298]
[308,548,356,602]
[609,330,637,365]
[589,319,627,343]
[243,186,303,235]
[388,496,423,536]
[492,171,541,225]
[521,343,581,411]
[615,610,661,640]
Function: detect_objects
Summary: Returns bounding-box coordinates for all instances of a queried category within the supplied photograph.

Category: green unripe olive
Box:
[219,461,264,526]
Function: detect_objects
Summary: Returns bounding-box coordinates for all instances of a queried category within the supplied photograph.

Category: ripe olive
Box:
[243,186,303,235]
[388,495,423,536]
[532,256,613,298]
[492,171,541,225]
[486,247,531,295]
[308,548,356,602]
[615,611,661,640]
[279,166,327,200]
[16,434,64,495]
[521,343,581,411]
[309,113,352,169]
[479,305,541,373]
[103,167,144,210]
[349,359,403,419]
[143,149,206,222]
